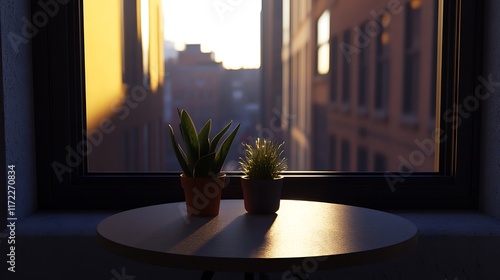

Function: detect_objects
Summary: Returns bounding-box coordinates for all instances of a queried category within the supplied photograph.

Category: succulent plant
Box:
[169,109,240,178]
[240,138,287,180]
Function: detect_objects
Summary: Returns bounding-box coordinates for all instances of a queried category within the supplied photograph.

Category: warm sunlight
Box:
[163,0,262,69]
[83,0,125,131]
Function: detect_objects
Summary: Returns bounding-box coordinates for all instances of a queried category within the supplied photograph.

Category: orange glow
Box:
[83,0,125,131]
[410,0,422,9]
[381,32,390,45]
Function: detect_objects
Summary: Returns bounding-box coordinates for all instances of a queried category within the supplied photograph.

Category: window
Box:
[374,14,390,115]
[317,9,330,75]
[33,0,482,210]
[402,0,423,118]
[357,146,368,171]
[341,139,351,171]
[374,153,387,172]
[341,30,352,108]
[330,135,337,170]
[330,36,339,103]
[358,22,369,113]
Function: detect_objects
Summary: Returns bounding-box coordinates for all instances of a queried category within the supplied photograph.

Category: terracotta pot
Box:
[241,176,284,214]
[180,173,226,217]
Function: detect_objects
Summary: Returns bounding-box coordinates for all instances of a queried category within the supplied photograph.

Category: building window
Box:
[358,22,369,113]
[330,135,337,170]
[375,15,390,115]
[341,139,350,171]
[330,36,339,103]
[402,0,422,118]
[341,30,351,108]
[317,10,330,75]
[374,153,387,172]
[357,146,368,171]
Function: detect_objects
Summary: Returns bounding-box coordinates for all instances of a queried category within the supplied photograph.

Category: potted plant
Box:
[239,138,287,214]
[169,109,240,217]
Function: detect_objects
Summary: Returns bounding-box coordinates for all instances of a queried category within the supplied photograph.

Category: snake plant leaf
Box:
[210,121,233,154]
[179,109,199,170]
[198,119,212,158]
[193,152,216,178]
[212,123,240,175]
[169,125,192,177]
[169,109,240,178]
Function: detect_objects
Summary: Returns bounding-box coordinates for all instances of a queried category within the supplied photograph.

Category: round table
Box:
[97,200,417,274]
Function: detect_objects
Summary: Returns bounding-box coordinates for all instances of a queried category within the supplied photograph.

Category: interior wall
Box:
[480,0,500,220]
[0,7,7,230]
[0,0,37,220]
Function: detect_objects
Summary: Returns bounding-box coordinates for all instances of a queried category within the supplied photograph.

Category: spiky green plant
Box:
[169,109,240,178]
[240,138,287,180]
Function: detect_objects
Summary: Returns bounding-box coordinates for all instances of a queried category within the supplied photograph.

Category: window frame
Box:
[33,0,482,210]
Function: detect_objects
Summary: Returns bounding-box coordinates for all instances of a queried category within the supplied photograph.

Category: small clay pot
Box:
[181,173,226,217]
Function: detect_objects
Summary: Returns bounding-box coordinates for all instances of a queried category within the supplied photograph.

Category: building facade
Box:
[281,0,438,172]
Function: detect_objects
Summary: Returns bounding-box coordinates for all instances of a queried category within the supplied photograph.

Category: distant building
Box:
[164,44,261,170]
[167,44,224,124]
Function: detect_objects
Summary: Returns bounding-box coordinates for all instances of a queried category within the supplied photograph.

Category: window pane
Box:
[84,0,439,173]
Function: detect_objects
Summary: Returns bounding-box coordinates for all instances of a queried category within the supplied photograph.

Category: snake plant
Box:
[169,109,240,178]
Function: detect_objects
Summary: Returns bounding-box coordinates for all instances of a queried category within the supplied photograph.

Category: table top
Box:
[97,200,418,272]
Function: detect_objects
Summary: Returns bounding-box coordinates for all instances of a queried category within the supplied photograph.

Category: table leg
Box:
[244,273,254,280]
[201,271,214,280]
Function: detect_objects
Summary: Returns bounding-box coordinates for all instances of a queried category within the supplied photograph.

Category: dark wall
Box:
[0,0,38,220]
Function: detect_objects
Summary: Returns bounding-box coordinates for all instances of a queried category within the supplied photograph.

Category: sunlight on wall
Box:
[83,0,125,131]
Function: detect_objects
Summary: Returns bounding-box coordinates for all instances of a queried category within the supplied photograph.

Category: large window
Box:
[33,0,482,210]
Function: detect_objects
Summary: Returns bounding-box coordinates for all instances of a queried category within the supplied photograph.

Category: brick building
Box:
[275,0,438,171]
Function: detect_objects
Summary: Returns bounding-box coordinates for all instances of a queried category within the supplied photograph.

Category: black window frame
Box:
[33,0,483,210]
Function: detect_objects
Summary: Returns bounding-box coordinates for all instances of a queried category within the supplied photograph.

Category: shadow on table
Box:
[193,213,278,258]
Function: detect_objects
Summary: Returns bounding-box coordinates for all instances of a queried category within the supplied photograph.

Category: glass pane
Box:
[84,0,440,173]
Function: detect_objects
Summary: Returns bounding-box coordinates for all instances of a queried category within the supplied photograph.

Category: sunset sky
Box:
[162,0,262,69]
